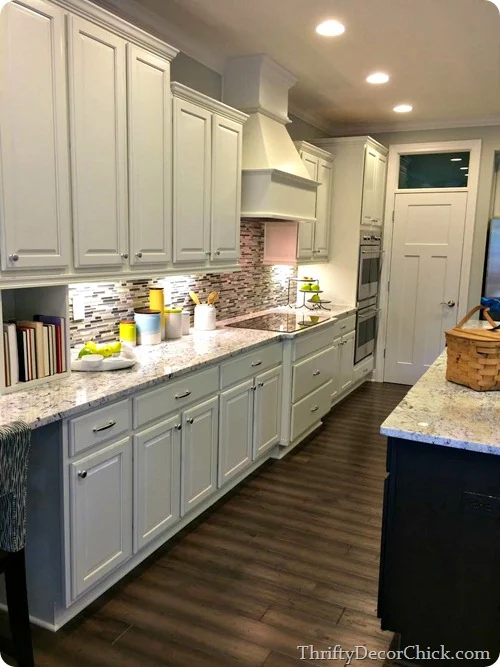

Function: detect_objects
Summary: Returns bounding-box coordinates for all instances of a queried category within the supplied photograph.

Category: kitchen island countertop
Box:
[1,305,356,430]
[381,320,500,455]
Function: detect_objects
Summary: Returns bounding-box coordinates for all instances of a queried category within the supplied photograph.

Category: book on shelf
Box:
[2,315,67,387]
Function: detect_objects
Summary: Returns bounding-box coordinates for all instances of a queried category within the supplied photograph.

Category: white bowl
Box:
[81,354,104,370]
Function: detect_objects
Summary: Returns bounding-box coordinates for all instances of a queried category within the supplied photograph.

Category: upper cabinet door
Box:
[297,221,315,260]
[0,0,71,271]
[210,114,243,264]
[314,159,333,258]
[361,146,378,225]
[68,16,128,268]
[172,98,212,264]
[373,152,388,226]
[128,45,172,267]
[300,151,319,181]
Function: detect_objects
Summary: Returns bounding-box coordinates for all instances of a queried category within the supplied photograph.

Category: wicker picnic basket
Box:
[445,306,500,391]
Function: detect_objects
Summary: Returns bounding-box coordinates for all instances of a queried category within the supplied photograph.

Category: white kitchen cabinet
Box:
[69,16,128,269]
[171,83,247,269]
[211,114,243,263]
[0,0,71,271]
[172,96,212,264]
[181,396,219,516]
[133,415,181,551]
[219,379,254,486]
[128,45,172,267]
[361,144,387,226]
[253,366,282,458]
[293,142,334,262]
[70,436,133,599]
[339,330,356,394]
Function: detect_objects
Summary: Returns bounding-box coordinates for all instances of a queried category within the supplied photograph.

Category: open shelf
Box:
[0,285,70,395]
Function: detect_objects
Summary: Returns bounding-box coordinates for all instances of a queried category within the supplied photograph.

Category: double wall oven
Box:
[356,231,382,364]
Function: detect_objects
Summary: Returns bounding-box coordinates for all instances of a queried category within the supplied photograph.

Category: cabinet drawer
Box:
[133,366,219,429]
[332,315,357,338]
[220,343,282,389]
[353,356,374,384]
[292,345,335,403]
[68,400,131,457]
[293,323,335,361]
[291,381,332,442]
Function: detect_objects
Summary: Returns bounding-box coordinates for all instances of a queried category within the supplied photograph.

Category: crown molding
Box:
[91,0,225,72]
[293,141,334,161]
[287,103,338,135]
[171,82,248,123]
[329,115,500,136]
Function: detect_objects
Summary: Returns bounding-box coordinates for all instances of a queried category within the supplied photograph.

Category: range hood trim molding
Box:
[242,168,320,190]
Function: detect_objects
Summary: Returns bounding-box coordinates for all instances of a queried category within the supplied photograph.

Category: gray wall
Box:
[287,114,329,141]
[171,53,222,100]
[372,126,500,309]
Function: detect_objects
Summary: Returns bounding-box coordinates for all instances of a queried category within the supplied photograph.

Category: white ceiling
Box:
[104,0,500,133]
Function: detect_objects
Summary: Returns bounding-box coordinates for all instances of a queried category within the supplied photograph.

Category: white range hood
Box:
[224,55,318,222]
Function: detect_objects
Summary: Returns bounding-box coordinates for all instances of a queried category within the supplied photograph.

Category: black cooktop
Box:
[225,312,331,333]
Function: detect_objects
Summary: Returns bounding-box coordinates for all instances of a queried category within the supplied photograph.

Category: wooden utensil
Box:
[207,291,218,305]
[189,291,200,305]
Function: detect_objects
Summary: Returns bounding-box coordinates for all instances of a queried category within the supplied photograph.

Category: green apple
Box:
[301,283,313,292]
[311,284,320,292]
[311,294,321,303]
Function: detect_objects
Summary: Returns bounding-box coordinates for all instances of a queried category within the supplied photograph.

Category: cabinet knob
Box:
[78,470,87,479]
[187,417,194,425]
[205,251,211,256]
[258,382,264,387]
[135,252,143,258]
[313,370,321,377]
[252,386,257,392]
[310,406,319,413]
[9,254,19,262]
[215,250,221,256]
[121,253,129,260]
[441,300,456,308]
[175,424,182,431]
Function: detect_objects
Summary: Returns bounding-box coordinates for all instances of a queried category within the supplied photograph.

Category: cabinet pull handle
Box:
[311,406,319,413]
[78,470,87,479]
[135,252,143,258]
[92,420,116,433]
[340,325,346,330]
[258,382,264,387]
[175,424,182,430]
[9,254,19,262]
[251,361,262,367]
[313,370,321,377]
[187,417,194,425]
[175,390,191,399]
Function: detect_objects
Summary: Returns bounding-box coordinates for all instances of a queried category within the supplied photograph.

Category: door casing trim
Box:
[375,139,482,383]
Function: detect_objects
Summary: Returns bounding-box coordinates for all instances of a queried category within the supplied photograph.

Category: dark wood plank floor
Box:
[29,381,409,667]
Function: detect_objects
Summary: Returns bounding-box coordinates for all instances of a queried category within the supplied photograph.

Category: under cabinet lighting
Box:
[450,158,462,162]
[366,72,390,84]
[316,20,345,37]
[460,167,468,170]
[393,104,413,113]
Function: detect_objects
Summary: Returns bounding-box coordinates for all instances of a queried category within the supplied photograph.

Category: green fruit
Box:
[301,283,313,292]
[78,348,93,359]
[311,284,320,291]
[311,294,321,303]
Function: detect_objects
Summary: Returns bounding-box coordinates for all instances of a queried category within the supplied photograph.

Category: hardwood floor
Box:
[30,381,409,667]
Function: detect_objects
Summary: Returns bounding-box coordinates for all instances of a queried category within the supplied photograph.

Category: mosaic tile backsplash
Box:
[69,220,297,347]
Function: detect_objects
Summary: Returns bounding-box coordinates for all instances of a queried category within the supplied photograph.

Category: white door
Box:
[133,415,181,551]
[219,380,254,487]
[210,114,242,264]
[70,436,132,599]
[373,152,388,225]
[253,366,282,458]
[128,45,172,267]
[69,16,128,268]
[0,0,71,270]
[314,159,333,258]
[181,396,218,515]
[385,192,468,385]
[339,331,355,394]
[361,145,378,225]
[330,337,342,403]
[172,97,211,264]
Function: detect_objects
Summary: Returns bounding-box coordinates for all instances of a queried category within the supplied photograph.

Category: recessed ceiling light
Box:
[486,0,500,12]
[366,72,390,85]
[393,104,413,113]
[450,158,462,162]
[315,20,345,37]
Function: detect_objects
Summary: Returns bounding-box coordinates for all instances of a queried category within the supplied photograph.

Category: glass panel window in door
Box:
[399,152,470,189]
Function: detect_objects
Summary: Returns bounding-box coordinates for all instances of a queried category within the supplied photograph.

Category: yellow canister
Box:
[149,288,165,339]
[119,319,137,347]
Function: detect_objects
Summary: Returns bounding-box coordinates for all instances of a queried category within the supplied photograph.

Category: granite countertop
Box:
[1,305,355,431]
[381,320,500,455]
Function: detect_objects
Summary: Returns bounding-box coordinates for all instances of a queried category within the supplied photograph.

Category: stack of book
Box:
[3,315,67,387]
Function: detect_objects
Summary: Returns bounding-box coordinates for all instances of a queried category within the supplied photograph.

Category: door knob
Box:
[441,300,456,307]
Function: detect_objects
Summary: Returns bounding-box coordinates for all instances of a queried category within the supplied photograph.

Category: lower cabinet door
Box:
[219,379,254,487]
[331,337,342,403]
[340,330,356,394]
[253,366,282,459]
[181,396,219,516]
[133,415,181,552]
[70,436,133,599]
